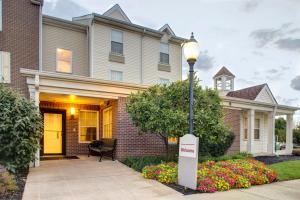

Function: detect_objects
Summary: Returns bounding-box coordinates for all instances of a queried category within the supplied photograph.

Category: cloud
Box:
[249,23,293,47]
[266,69,278,74]
[242,0,261,12]
[252,51,264,56]
[43,0,89,20]
[275,38,300,52]
[291,76,300,90]
[194,51,215,71]
[276,96,299,105]
[237,78,255,85]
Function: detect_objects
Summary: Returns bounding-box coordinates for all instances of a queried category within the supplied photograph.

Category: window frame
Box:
[56,48,73,74]
[110,70,123,82]
[0,51,11,83]
[254,118,261,140]
[78,110,99,143]
[102,107,113,139]
[243,117,248,140]
[159,78,170,85]
[159,42,170,65]
[111,29,124,55]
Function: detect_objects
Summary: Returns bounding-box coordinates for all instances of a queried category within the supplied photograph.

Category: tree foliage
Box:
[0,85,43,172]
[294,124,300,145]
[275,117,286,143]
[126,78,234,157]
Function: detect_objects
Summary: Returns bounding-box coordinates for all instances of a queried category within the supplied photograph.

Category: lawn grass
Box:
[270,160,300,181]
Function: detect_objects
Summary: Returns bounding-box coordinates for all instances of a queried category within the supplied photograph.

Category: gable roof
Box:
[213,66,235,78]
[103,4,131,23]
[226,84,266,100]
[159,24,175,36]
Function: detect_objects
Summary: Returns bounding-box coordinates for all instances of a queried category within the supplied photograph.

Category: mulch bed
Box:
[255,155,300,165]
[0,169,28,200]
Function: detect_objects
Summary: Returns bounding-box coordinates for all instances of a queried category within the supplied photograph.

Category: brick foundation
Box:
[224,108,241,154]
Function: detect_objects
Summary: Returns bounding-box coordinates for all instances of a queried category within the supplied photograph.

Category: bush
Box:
[124,156,172,172]
[0,172,17,195]
[198,152,252,163]
[292,149,300,156]
[293,128,300,145]
[0,85,43,172]
[142,159,277,193]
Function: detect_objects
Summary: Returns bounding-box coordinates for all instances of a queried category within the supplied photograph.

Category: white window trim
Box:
[243,116,248,141]
[110,29,124,56]
[0,51,11,83]
[102,107,113,139]
[0,0,2,31]
[78,110,99,144]
[159,78,170,85]
[56,48,73,74]
[254,117,262,141]
[159,42,170,65]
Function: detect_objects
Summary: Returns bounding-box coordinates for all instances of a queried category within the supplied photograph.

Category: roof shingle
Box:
[226,84,266,100]
[213,67,235,78]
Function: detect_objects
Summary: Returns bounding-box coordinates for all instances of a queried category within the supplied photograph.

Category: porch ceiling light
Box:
[70,107,75,116]
[183,32,200,63]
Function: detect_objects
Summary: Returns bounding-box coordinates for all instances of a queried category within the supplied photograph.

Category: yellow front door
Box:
[103,107,112,138]
[43,113,63,154]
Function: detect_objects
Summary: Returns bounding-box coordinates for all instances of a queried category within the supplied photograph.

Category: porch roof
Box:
[20,69,148,99]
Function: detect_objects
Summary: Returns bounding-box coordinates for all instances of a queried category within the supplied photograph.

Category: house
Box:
[214,67,298,156]
[17,4,185,166]
[1,1,298,168]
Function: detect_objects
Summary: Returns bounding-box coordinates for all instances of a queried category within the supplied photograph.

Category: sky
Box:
[43,0,300,122]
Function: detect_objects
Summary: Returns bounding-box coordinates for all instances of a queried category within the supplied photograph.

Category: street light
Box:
[183,32,200,135]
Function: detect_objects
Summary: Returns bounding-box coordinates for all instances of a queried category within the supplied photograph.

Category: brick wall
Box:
[224,108,241,154]
[115,97,166,160]
[40,101,100,155]
[0,0,40,97]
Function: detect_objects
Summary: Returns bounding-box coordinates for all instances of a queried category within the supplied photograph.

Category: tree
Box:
[126,78,234,157]
[275,117,286,143]
[0,85,43,172]
[293,124,300,145]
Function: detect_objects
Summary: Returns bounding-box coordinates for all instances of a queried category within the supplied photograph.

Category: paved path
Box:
[23,156,300,200]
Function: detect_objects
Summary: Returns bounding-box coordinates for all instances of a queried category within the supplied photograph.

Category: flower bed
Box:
[142,159,277,193]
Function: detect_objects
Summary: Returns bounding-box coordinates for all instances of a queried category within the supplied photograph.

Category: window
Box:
[254,119,260,140]
[0,0,2,31]
[243,117,248,140]
[110,70,123,81]
[111,30,123,55]
[103,107,112,138]
[79,110,98,143]
[56,48,72,73]
[168,137,178,144]
[159,78,170,85]
[0,51,11,83]
[160,43,169,64]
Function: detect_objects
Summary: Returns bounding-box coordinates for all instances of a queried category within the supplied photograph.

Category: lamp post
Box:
[183,32,200,135]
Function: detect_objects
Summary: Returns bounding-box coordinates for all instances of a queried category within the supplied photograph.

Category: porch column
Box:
[286,114,294,154]
[29,75,40,167]
[267,111,275,154]
[247,109,255,153]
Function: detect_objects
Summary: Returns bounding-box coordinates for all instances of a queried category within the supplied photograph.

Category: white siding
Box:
[255,87,274,104]
[92,23,182,85]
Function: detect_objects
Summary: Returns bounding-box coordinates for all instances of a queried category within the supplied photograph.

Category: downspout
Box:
[140,29,145,84]
[89,17,94,78]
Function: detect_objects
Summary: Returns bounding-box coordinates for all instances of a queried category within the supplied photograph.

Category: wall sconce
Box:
[70,107,75,119]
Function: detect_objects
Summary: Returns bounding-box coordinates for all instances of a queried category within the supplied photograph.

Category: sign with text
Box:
[178,134,199,190]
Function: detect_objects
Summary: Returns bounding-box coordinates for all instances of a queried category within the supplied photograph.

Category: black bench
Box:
[88,139,117,162]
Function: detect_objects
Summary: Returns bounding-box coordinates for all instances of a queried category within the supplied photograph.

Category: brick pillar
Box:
[223,108,241,154]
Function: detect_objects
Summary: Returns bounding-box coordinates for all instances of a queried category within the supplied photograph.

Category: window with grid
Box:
[0,51,10,83]
[244,117,248,140]
[160,43,169,64]
[110,70,123,81]
[79,110,98,142]
[111,30,123,55]
[159,78,170,85]
[254,119,260,140]
[103,107,112,139]
[56,48,72,73]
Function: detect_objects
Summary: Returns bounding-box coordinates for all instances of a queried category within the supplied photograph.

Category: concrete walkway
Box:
[23,156,300,200]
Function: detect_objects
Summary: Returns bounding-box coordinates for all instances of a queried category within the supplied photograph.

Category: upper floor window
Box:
[110,70,123,81]
[0,51,11,83]
[79,110,98,143]
[56,48,72,73]
[159,78,170,85]
[160,43,169,65]
[0,0,2,31]
[111,30,123,55]
[254,118,260,140]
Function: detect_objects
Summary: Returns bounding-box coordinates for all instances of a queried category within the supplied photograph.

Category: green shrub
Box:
[0,172,17,195]
[293,128,300,145]
[198,152,252,163]
[0,85,43,172]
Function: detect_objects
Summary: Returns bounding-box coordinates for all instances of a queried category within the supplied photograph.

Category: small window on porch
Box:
[168,137,178,144]
[254,119,260,140]
[103,107,112,139]
[79,110,98,143]
[243,117,248,140]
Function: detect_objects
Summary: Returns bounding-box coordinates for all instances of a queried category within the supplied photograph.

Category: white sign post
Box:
[178,134,199,190]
